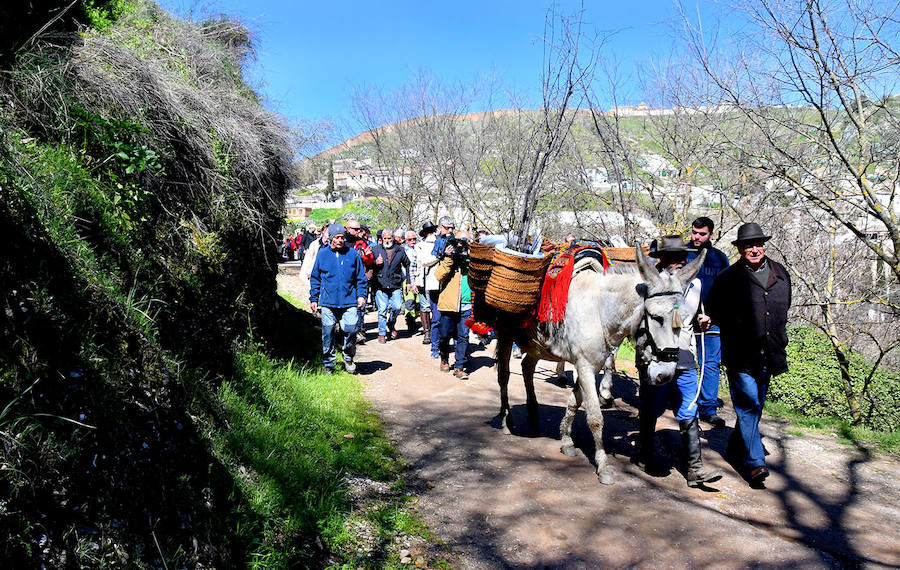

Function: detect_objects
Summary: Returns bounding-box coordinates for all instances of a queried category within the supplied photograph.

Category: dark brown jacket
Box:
[706,258,791,377]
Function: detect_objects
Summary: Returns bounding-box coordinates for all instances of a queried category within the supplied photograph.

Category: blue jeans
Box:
[642,368,700,422]
[418,292,430,313]
[696,326,722,417]
[439,308,472,370]
[375,288,403,335]
[428,291,442,356]
[728,369,770,468]
[320,306,358,369]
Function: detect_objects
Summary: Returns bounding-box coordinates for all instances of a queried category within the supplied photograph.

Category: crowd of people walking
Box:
[294,215,790,488]
[300,215,481,381]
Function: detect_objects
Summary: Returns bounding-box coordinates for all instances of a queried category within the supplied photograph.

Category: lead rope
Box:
[688,299,706,411]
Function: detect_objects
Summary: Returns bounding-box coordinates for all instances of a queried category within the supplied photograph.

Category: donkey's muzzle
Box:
[655,347,680,363]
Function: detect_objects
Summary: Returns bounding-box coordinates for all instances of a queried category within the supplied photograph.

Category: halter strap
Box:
[634,301,681,365]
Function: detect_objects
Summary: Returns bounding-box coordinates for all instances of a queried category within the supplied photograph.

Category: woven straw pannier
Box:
[603,245,650,264]
[467,242,495,293]
[484,249,551,314]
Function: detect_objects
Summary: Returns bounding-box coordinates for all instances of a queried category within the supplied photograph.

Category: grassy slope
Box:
[0,1,443,567]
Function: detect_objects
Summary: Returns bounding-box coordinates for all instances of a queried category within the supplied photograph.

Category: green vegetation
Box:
[772,326,900,432]
[617,338,636,363]
[764,400,900,454]
[0,0,441,566]
[213,345,438,566]
[305,198,394,229]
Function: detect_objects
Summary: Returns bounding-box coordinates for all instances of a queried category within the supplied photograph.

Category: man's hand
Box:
[444,245,454,256]
[410,285,418,295]
[357,296,366,309]
[697,313,711,331]
[310,301,318,313]
[376,254,383,265]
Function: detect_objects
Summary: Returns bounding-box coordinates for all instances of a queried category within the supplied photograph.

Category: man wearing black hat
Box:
[636,236,723,487]
[706,222,791,487]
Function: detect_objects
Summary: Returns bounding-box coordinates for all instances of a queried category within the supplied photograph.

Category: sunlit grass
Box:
[213,346,435,566]
[762,400,899,454]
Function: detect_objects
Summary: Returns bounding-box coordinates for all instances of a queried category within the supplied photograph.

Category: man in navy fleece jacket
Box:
[309,223,367,374]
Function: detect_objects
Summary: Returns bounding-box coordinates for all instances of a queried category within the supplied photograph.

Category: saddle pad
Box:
[573,247,608,275]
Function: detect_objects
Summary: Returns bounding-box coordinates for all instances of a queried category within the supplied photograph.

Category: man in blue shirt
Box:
[309,223,367,374]
[685,217,731,428]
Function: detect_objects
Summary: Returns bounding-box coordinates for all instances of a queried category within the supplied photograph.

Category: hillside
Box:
[0,0,302,565]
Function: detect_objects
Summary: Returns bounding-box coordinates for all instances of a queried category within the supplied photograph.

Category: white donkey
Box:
[494,246,706,484]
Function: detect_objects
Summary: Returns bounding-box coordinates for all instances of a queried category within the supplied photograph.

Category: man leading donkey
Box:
[636,236,724,487]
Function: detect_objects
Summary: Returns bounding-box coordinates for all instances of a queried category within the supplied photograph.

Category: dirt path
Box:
[279,269,900,568]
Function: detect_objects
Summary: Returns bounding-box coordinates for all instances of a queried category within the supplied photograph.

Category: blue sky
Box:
[159,1,700,140]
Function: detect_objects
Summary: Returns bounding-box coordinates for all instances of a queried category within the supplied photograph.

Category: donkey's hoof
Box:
[597,467,615,485]
[560,444,578,457]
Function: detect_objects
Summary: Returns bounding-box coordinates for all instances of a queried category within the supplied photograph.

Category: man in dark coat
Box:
[706,222,791,486]
[299,223,317,258]
[371,229,412,343]
[685,216,732,428]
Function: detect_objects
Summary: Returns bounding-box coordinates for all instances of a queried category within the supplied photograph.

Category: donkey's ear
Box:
[635,244,661,286]
[677,249,706,289]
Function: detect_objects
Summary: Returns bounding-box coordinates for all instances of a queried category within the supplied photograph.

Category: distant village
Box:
[283,101,896,298]
[284,102,691,223]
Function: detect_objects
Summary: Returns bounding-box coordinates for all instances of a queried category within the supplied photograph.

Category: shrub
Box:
[771,326,900,431]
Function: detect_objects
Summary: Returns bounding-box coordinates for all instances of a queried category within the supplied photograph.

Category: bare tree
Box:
[680,0,900,298]
[510,7,602,250]
[349,72,474,228]
[768,200,900,426]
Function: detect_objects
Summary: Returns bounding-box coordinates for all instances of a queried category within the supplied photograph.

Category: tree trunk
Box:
[832,342,862,425]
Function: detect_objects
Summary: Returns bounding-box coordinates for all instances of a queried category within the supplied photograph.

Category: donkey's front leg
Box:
[495,337,514,435]
[577,359,614,484]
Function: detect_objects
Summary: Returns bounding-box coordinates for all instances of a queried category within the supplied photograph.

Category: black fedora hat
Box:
[419,221,437,237]
[649,235,695,258]
[732,222,771,246]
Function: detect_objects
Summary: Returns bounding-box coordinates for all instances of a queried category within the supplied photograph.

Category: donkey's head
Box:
[633,245,706,385]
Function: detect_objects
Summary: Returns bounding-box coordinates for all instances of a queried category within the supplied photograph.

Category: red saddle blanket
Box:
[536,245,609,323]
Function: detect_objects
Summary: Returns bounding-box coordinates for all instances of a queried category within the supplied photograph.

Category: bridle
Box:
[634,290,681,365]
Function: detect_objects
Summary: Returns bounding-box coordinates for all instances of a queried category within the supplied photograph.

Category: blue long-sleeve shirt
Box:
[309,246,367,308]
[686,243,730,306]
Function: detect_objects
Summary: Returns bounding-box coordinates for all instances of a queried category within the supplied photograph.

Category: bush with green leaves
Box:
[770,326,900,431]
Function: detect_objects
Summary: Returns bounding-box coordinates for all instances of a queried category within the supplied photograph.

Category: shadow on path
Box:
[341,294,900,568]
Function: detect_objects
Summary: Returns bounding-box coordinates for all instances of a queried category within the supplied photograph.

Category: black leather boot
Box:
[635,410,657,472]
[680,418,723,487]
